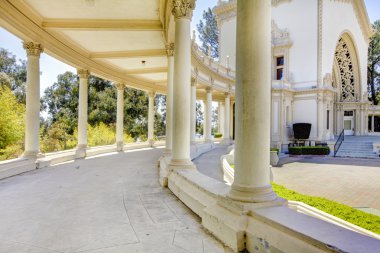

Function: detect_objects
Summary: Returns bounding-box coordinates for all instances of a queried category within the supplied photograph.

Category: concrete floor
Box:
[0,147,230,253]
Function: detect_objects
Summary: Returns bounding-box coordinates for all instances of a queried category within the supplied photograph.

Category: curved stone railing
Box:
[219,153,380,241]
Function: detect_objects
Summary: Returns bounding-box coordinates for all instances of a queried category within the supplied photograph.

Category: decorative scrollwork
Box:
[172,0,195,20]
[335,38,357,102]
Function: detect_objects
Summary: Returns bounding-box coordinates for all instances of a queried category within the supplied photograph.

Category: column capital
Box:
[23,42,43,57]
[166,43,175,56]
[206,87,213,93]
[148,91,156,97]
[77,69,90,79]
[224,92,230,98]
[171,0,195,20]
[115,83,125,91]
[191,77,197,87]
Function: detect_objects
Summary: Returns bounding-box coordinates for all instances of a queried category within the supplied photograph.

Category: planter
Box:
[270,151,279,166]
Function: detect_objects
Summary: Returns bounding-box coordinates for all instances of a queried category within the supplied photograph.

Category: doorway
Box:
[343,111,354,135]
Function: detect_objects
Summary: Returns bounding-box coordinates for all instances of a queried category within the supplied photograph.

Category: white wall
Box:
[219,18,236,69]
[293,97,318,139]
[272,0,319,88]
[321,0,369,98]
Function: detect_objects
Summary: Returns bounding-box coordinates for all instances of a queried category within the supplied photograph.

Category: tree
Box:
[0,48,27,103]
[368,20,380,105]
[196,101,204,135]
[196,8,219,58]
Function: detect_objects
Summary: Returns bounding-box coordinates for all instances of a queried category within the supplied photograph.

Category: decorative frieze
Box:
[23,42,43,56]
[171,0,195,20]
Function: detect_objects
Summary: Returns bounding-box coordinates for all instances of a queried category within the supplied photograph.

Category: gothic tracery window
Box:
[334,38,356,102]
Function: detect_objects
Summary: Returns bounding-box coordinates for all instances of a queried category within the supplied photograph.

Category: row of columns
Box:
[23,0,275,204]
[165,0,276,203]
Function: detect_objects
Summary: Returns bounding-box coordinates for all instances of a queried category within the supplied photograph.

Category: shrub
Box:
[270,148,279,154]
[213,133,223,138]
[88,123,115,147]
[289,146,330,155]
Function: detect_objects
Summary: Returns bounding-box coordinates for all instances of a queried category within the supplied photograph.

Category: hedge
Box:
[270,148,279,154]
[213,133,223,138]
[289,146,330,155]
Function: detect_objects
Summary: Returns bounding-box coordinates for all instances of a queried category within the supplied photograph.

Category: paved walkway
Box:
[0,147,230,253]
[195,145,380,211]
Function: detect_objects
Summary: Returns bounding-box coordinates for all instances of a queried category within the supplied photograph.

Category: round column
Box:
[116,83,125,151]
[165,43,175,154]
[228,0,277,202]
[148,91,155,146]
[76,69,89,158]
[23,42,43,158]
[190,78,197,144]
[205,87,213,142]
[224,93,231,144]
[169,0,195,167]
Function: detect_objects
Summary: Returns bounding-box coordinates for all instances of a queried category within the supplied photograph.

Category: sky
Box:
[0,0,378,96]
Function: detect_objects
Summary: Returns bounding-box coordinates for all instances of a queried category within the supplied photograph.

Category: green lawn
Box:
[272,183,380,235]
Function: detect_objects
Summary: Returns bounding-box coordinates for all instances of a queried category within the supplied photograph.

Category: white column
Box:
[205,87,213,142]
[116,83,125,151]
[148,91,155,145]
[228,0,277,202]
[190,78,197,144]
[165,43,175,154]
[219,102,225,136]
[317,94,324,141]
[224,93,231,143]
[76,69,89,158]
[23,42,43,158]
[169,0,195,168]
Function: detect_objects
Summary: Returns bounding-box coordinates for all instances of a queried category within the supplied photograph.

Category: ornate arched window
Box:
[334,38,357,102]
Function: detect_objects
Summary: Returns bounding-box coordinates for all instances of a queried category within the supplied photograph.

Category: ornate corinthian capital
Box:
[166,43,175,56]
[23,42,43,56]
[172,0,195,20]
[116,83,125,91]
[77,69,90,79]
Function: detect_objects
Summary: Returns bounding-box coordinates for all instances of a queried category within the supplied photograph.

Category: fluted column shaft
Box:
[205,88,213,142]
[165,44,175,154]
[170,0,195,167]
[23,42,43,158]
[190,79,197,143]
[224,93,231,143]
[116,83,125,151]
[77,69,89,156]
[148,91,155,145]
[229,0,276,202]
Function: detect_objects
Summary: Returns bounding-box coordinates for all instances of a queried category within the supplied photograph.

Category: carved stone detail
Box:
[335,38,357,102]
[23,42,43,56]
[116,83,125,91]
[166,43,175,57]
[172,0,195,20]
[271,21,292,47]
[272,0,292,7]
[77,69,90,79]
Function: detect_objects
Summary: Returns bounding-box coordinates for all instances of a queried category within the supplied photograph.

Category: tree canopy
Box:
[196,7,219,58]
[368,20,380,105]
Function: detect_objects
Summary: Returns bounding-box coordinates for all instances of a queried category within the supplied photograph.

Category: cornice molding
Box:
[90,49,167,59]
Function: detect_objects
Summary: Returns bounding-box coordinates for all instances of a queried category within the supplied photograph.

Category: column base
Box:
[221,138,231,145]
[158,154,172,187]
[75,144,87,159]
[163,148,172,156]
[116,141,124,152]
[228,184,278,203]
[149,139,155,147]
[168,158,195,171]
[23,150,43,160]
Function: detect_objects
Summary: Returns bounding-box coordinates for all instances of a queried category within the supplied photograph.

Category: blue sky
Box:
[0,0,378,96]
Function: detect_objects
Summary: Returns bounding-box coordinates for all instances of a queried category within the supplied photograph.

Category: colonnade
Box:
[22,0,274,204]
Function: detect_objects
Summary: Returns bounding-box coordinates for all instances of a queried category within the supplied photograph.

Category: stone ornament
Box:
[115,83,125,91]
[272,0,292,7]
[77,69,90,79]
[172,0,195,19]
[23,42,43,56]
[166,43,175,56]
[335,38,357,102]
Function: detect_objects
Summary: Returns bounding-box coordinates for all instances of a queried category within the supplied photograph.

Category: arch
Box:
[332,32,362,102]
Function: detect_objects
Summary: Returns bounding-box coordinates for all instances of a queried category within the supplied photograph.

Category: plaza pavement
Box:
[196,145,380,213]
[0,147,230,253]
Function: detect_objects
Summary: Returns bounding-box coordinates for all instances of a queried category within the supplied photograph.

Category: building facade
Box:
[214,0,373,150]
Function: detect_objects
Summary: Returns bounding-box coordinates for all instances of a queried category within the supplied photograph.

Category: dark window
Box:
[327,110,330,130]
[275,56,284,80]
